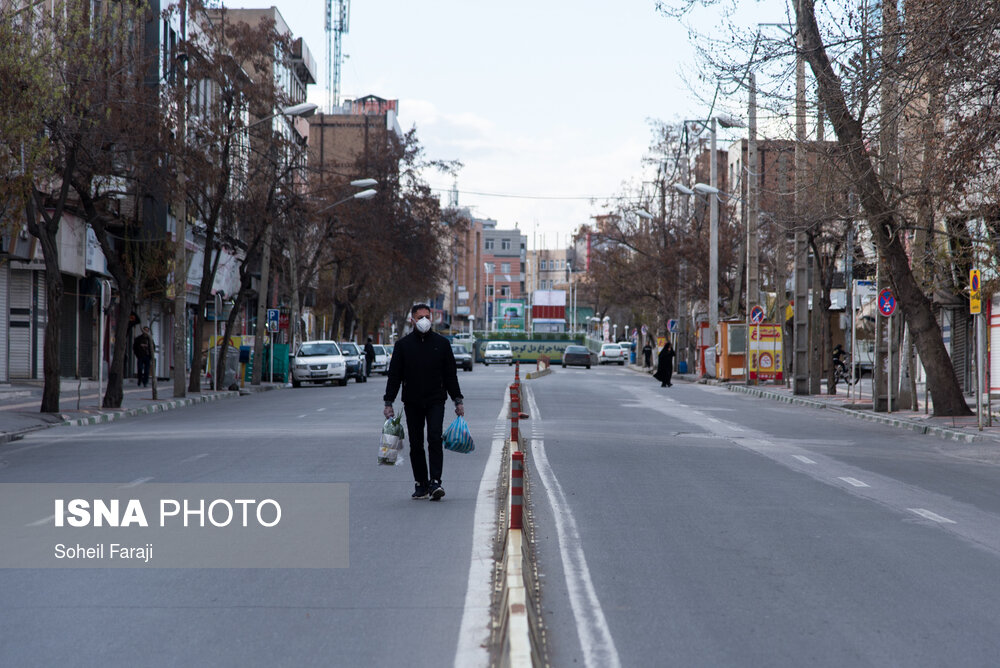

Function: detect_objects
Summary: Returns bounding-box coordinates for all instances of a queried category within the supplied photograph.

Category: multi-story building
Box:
[480,220,527,331]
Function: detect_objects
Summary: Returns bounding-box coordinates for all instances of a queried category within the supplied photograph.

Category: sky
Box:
[260,0,790,250]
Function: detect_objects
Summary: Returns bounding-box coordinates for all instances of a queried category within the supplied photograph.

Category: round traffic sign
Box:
[878,288,896,317]
[972,272,980,292]
[749,305,765,324]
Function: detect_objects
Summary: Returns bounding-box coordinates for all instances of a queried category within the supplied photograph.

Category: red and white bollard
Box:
[510,451,524,530]
[510,384,520,443]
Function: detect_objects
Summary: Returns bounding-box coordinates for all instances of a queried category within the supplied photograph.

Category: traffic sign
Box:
[749,305,765,324]
[667,319,678,333]
[877,288,896,317]
[267,308,280,333]
[970,269,981,315]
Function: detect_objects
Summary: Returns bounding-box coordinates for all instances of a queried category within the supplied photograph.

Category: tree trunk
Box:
[26,194,64,413]
[797,0,972,415]
[188,243,221,394]
[105,300,131,407]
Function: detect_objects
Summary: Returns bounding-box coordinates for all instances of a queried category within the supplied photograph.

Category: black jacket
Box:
[364,341,376,362]
[383,330,463,406]
[133,333,152,360]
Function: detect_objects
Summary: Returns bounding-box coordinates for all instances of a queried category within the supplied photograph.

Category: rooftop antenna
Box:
[449,178,459,208]
[325,0,350,112]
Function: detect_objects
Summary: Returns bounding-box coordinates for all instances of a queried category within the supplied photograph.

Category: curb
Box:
[59,391,240,427]
[524,368,552,380]
[725,384,981,443]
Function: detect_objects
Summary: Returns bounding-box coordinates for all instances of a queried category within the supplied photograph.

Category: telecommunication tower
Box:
[325,0,350,112]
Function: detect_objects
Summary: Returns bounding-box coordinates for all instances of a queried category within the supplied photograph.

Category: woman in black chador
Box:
[653,341,675,387]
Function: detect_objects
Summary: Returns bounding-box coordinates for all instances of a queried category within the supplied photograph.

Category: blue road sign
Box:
[667,319,678,333]
[267,308,280,333]
[750,305,765,324]
[877,289,896,317]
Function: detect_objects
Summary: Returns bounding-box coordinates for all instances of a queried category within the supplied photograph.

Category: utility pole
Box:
[251,223,272,385]
[746,72,759,385]
[173,0,188,399]
[793,0,810,396]
[709,116,719,371]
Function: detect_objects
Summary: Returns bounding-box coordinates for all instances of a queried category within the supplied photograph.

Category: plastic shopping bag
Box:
[442,415,475,454]
[378,410,405,466]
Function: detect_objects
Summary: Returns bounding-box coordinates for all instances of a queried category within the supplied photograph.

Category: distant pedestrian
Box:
[653,341,675,388]
[642,341,652,368]
[364,336,376,377]
[383,303,465,501]
[133,326,153,387]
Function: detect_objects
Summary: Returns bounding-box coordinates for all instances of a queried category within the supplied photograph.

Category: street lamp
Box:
[176,100,319,396]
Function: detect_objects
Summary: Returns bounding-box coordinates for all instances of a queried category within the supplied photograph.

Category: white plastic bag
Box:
[377,411,405,466]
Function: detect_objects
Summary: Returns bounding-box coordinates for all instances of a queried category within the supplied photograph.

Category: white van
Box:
[483,341,513,366]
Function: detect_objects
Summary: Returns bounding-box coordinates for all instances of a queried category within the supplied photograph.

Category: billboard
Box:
[496,299,526,330]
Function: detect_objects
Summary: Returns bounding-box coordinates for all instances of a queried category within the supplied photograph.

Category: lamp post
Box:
[176,100,318,394]
[680,114,743,376]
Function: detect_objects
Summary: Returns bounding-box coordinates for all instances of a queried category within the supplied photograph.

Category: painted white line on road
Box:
[316,408,326,412]
[908,508,956,524]
[297,414,307,419]
[525,386,622,668]
[179,454,208,464]
[453,390,510,668]
[793,455,816,464]
[26,514,54,527]
[838,477,870,488]
[121,477,153,488]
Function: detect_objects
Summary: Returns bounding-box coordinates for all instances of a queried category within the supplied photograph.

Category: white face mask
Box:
[415,317,431,333]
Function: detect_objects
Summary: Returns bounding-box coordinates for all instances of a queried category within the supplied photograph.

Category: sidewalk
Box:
[0,378,285,444]
[627,363,1000,444]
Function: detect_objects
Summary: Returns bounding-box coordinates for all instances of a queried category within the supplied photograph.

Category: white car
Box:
[598,343,626,365]
[291,341,348,387]
[483,341,513,366]
[371,344,390,374]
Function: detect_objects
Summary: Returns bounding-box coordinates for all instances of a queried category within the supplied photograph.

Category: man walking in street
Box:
[383,304,464,501]
[364,336,376,377]
[133,326,153,388]
[642,340,653,368]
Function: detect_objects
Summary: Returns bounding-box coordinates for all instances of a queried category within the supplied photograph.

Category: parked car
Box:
[598,342,626,365]
[561,344,592,369]
[453,332,476,343]
[371,344,390,375]
[339,341,367,383]
[291,341,347,388]
[452,344,474,372]
[483,340,513,366]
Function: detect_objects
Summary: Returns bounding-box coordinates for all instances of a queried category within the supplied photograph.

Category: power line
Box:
[429,187,648,202]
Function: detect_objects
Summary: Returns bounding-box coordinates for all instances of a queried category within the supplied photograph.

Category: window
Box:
[486,285,494,298]
[485,239,494,250]
[501,238,511,250]
[501,262,511,274]
[541,259,548,271]
[501,286,511,297]
[484,262,495,274]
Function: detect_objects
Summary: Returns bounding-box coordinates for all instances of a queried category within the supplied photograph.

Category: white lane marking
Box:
[793,455,816,464]
[26,514,54,527]
[316,408,326,412]
[454,392,510,668]
[178,453,209,464]
[707,417,721,424]
[908,508,956,524]
[297,414,307,419]
[121,477,153,488]
[838,477,870,488]
[525,386,621,668]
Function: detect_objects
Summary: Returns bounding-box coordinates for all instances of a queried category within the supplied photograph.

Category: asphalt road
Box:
[5,360,1000,667]
[526,364,1000,667]
[0,364,516,668]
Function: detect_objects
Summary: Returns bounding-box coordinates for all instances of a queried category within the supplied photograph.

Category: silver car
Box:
[291,341,347,387]
[371,344,389,374]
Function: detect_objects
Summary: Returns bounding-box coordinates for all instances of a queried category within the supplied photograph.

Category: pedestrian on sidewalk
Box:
[383,303,465,501]
[642,341,652,368]
[364,336,376,377]
[654,340,675,387]
[133,326,153,388]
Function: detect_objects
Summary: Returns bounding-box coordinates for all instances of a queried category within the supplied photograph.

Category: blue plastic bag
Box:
[442,416,475,453]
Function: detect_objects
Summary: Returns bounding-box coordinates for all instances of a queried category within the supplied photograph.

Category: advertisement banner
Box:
[749,323,784,381]
[496,300,525,330]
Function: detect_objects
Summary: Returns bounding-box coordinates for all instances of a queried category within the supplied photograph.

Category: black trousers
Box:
[404,400,445,484]
[137,357,151,386]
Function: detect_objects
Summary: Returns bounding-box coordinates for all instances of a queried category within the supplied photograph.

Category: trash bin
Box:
[678,360,688,374]
[221,346,240,390]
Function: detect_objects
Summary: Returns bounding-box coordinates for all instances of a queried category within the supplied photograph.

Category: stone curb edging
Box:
[725,384,981,443]
[524,367,552,380]
[59,391,241,427]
